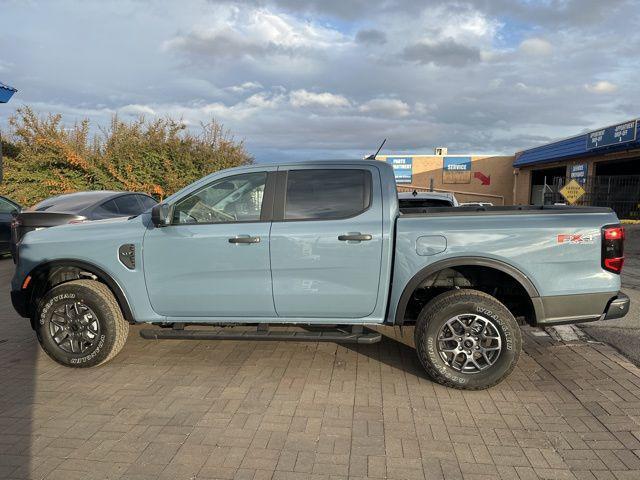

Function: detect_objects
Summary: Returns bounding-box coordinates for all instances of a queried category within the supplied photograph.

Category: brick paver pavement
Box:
[1,259,640,479]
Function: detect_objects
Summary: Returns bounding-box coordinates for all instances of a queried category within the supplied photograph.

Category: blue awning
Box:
[514,118,640,167]
[0,81,17,103]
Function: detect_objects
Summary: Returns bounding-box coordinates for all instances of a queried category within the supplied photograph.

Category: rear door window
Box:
[114,195,143,216]
[95,199,120,217]
[284,169,371,220]
[137,195,157,210]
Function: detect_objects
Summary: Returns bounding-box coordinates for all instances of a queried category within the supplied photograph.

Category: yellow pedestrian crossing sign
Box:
[560,179,586,205]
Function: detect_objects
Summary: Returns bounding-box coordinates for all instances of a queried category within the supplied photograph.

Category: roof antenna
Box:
[364,138,386,160]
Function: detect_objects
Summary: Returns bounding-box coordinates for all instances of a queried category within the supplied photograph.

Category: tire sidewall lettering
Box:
[40,293,77,325]
[427,336,468,384]
[475,306,513,351]
[69,334,106,364]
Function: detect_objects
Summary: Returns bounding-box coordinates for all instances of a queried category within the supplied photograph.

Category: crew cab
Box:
[11,160,629,389]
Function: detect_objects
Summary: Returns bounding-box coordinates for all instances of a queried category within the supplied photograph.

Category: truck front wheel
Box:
[414,289,521,390]
[35,280,129,368]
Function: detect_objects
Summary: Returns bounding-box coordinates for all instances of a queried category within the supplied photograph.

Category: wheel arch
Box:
[24,259,134,324]
[394,256,541,326]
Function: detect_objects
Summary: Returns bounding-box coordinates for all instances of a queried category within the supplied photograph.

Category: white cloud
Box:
[118,104,157,116]
[358,98,411,118]
[585,81,618,94]
[0,60,13,73]
[163,7,349,64]
[226,81,263,93]
[438,10,500,43]
[519,38,553,56]
[244,92,283,109]
[289,89,350,108]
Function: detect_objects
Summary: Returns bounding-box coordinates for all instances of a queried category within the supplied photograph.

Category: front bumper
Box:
[11,289,30,318]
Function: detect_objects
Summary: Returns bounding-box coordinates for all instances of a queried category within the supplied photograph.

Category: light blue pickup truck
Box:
[11,160,629,389]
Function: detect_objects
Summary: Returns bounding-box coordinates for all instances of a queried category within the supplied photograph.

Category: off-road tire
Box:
[36,280,129,367]
[414,289,521,390]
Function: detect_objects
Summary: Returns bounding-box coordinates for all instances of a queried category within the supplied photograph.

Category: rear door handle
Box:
[338,233,372,242]
[228,235,261,244]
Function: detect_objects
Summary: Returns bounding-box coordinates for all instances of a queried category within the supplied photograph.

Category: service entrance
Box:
[529,166,567,205]
[588,157,640,219]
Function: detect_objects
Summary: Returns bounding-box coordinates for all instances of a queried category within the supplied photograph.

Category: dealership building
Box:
[378,152,516,205]
[513,119,640,217]
[381,118,640,218]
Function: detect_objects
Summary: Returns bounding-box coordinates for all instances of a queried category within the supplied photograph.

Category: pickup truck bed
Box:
[392,205,624,328]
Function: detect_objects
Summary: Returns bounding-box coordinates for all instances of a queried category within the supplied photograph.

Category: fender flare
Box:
[394,256,541,326]
[25,259,135,323]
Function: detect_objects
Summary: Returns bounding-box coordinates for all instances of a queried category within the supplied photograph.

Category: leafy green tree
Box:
[0,107,253,206]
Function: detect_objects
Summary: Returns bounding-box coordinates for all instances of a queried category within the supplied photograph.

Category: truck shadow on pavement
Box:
[343,325,427,377]
[0,257,39,479]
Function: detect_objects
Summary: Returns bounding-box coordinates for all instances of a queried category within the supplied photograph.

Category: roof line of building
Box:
[0,82,17,92]
[515,117,640,156]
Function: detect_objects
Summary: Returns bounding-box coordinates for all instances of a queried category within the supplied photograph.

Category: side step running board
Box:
[140,325,381,344]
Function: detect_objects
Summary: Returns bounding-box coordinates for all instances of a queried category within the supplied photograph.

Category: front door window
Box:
[172,172,266,224]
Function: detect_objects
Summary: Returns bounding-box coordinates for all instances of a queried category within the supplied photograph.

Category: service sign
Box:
[443,156,471,184]
[386,157,412,184]
[570,163,588,185]
[587,120,637,150]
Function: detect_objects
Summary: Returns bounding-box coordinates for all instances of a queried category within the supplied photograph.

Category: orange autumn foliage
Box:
[0,107,252,206]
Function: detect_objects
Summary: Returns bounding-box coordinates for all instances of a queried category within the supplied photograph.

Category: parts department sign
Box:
[587,120,637,150]
[443,156,471,184]
[386,157,412,184]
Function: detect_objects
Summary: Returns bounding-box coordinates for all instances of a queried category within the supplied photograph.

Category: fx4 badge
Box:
[557,234,595,245]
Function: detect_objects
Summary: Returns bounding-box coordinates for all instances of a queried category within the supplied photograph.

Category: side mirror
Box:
[151,203,171,227]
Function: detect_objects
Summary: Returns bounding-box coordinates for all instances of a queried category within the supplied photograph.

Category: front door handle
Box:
[228,235,261,244]
[338,233,372,242]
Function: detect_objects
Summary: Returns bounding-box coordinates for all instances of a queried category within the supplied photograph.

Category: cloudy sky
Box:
[0,0,638,161]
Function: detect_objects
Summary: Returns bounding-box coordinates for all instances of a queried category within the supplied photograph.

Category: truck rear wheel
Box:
[414,289,521,390]
[35,280,129,368]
